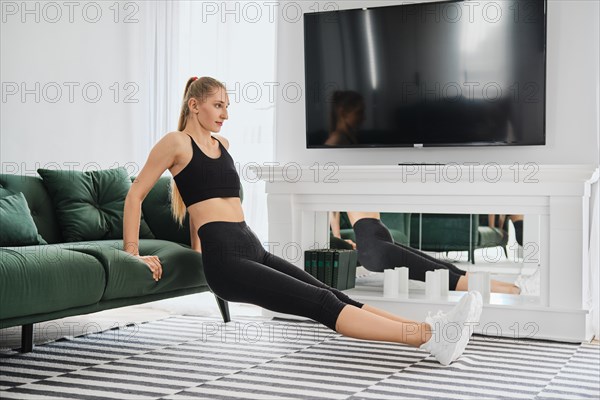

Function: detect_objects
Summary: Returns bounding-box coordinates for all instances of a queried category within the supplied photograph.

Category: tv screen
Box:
[304,0,547,148]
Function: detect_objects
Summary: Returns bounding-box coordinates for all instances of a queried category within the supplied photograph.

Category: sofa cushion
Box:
[0,192,47,246]
[0,246,106,320]
[56,240,206,301]
[0,186,13,197]
[37,167,155,242]
[478,226,507,248]
[0,174,63,244]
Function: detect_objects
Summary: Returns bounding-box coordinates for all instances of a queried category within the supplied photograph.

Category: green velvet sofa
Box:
[410,213,508,263]
[0,172,232,353]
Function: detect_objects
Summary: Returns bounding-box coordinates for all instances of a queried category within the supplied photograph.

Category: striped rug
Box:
[1,316,598,399]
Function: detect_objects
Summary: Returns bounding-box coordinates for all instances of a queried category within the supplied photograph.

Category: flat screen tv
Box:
[304,0,547,148]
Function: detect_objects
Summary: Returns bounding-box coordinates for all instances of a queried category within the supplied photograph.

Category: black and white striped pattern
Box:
[537,343,600,399]
[1,316,598,399]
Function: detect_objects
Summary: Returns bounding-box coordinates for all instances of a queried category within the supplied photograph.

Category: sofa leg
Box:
[21,324,33,353]
[215,295,231,323]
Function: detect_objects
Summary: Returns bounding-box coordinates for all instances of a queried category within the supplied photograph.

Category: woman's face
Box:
[342,106,365,128]
[192,87,230,133]
[350,107,365,126]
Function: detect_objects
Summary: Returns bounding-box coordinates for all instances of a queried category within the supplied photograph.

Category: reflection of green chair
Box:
[409,214,508,264]
[330,212,412,250]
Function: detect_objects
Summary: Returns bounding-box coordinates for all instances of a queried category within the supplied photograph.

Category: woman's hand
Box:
[135,255,162,281]
[344,239,357,249]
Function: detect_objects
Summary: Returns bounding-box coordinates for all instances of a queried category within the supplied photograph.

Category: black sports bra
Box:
[173,134,241,208]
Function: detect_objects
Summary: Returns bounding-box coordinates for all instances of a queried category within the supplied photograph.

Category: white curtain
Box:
[144,1,182,152]
[590,176,599,339]
[144,1,277,244]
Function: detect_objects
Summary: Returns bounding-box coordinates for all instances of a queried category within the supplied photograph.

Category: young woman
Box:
[331,211,524,294]
[324,90,365,146]
[123,76,483,366]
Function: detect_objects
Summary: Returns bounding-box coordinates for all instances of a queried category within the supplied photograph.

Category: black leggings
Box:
[198,221,364,331]
[512,219,523,246]
[353,218,467,290]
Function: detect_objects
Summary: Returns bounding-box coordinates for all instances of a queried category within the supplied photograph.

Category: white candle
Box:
[395,267,409,296]
[480,271,491,303]
[384,269,399,298]
[468,271,491,303]
[425,270,441,299]
[468,271,479,292]
[437,269,449,298]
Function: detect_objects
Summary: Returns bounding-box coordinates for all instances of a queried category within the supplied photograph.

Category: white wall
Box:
[0,2,150,174]
[274,0,600,167]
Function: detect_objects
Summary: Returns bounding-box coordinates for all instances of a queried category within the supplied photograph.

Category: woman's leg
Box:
[260,251,364,309]
[200,222,481,365]
[395,243,522,293]
[200,221,427,344]
[245,224,426,325]
[393,241,467,276]
[336,292,484,366]
[260,250,420,324]
[354,219,465,289]
[509,215,524,246]
[455,273,521,294]
[360,304,421,324]
[355,219,520,294]
[335,305,430,347]
[207,254,430,346]
[389,243,524,294]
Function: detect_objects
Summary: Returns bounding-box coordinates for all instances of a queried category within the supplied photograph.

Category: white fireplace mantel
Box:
[253,163,598,342]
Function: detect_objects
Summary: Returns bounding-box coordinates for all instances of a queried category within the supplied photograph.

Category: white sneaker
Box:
[419,291,483,366]
[515,268,541,296]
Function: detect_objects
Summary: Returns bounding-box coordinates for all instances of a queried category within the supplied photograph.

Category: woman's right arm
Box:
[123,133,179,280]
[329,211,356,249]
[330,211,342,238]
